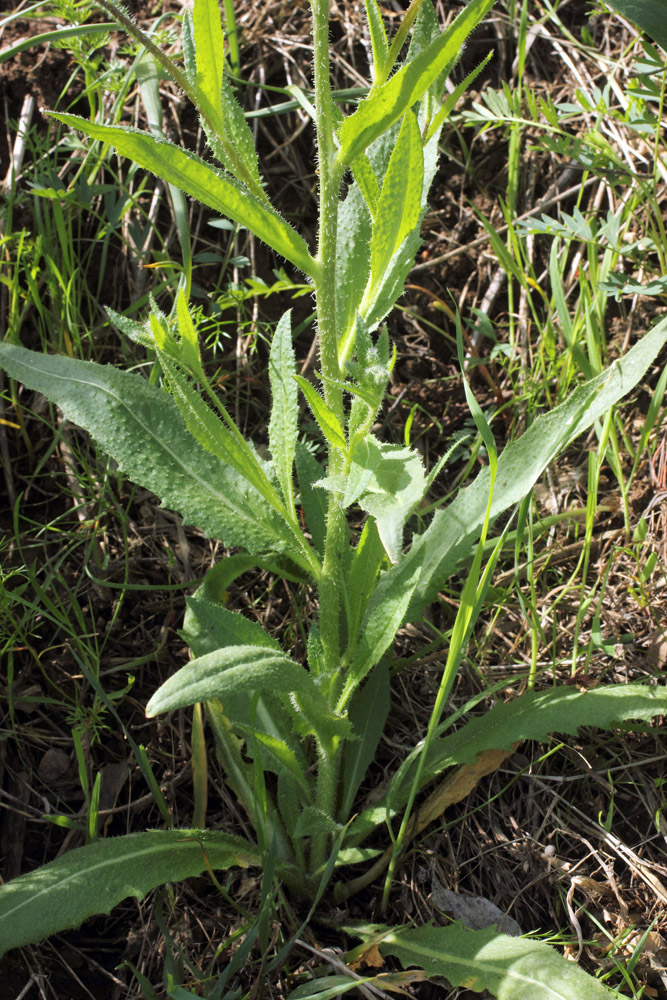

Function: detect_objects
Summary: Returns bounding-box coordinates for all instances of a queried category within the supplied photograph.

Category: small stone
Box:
[37,748,70,784]
[647,628,667,670]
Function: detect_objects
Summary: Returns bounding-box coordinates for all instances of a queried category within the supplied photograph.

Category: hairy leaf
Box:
[146,645,323,716]
[358,922,616,998]
[347,683,667,844]
[384,316,667,622]
[0,830,258,956]
[365,111,423,307]
[49,114,316,277]
[605,0,667,52]
[340,550,423,707]
[339,662,391,820]
[364,0,389,78]
[0,345,289,554]
[192,0,226,132]
[294,375,347,452]
[296,445,327,557]
[337,0,495,164]
[269,311,299,508]
[357,441,426,563]
[182,597,282,657]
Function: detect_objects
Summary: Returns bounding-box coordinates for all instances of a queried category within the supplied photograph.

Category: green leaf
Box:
[348,683,667,844]
[157,352,287,520]
[296,444,327,557]
[391,315,667,622]
[358,441,426,563]
[293,807,344,840]
[0,830,258,956]
[364,0,389,78]
[198,554,308,611]
[48,114,316,278]
[335,103,445,353]
[146,645,323,716]
[235,724,311,794]
[192,0,226,132]
[337,0,496,165]
[182,597,282,658]
[181,588,311,786]
[343,436,382,508]
[339,662,390,820]
[359,922,616,998]
[340,550,423,707]
[289,974,381,1000]
[0,345,289,554]
[294,375,347,452]
[605,0,667,53]
[269,311,299,509]
[173,288,203,377]
[425,682,667,777]
[345,518,387,644]
[350,153,380,218]
[335,184,371,355]
[364,111,423,307]
[219,73,267,197]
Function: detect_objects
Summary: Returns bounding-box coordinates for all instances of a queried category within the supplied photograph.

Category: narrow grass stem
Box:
[380,461,498,913]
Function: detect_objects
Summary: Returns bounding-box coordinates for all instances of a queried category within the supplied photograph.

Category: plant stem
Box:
[309,0,347,873]
[310,0,347,680]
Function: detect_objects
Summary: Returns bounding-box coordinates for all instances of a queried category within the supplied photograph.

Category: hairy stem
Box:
[310,0,347,680]
[309,0,347,871]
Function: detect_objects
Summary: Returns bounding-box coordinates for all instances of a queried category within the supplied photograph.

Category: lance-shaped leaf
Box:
[296,444,327,557]
[0,344,289,554]
[337,0,496,165]
[192,0,225,132]
[354,922,617,999]
[150,644,352,746]
[346,682,667,845]
[49,114,316,277]
[339,661,390,820]
[155,351,291,533]
[190,0,267,203]
[380,316,667,623]
[0,830,258,957]
[146,645,323,716]
[364,0,389,78]
[219,74,267,198]
[183,597,282,657]
[350,153,380,218]
[339,549,423,709]
[605,0,667,53]
[294,375,347,452]
[363,111,423,308]
[269,311,299,509]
